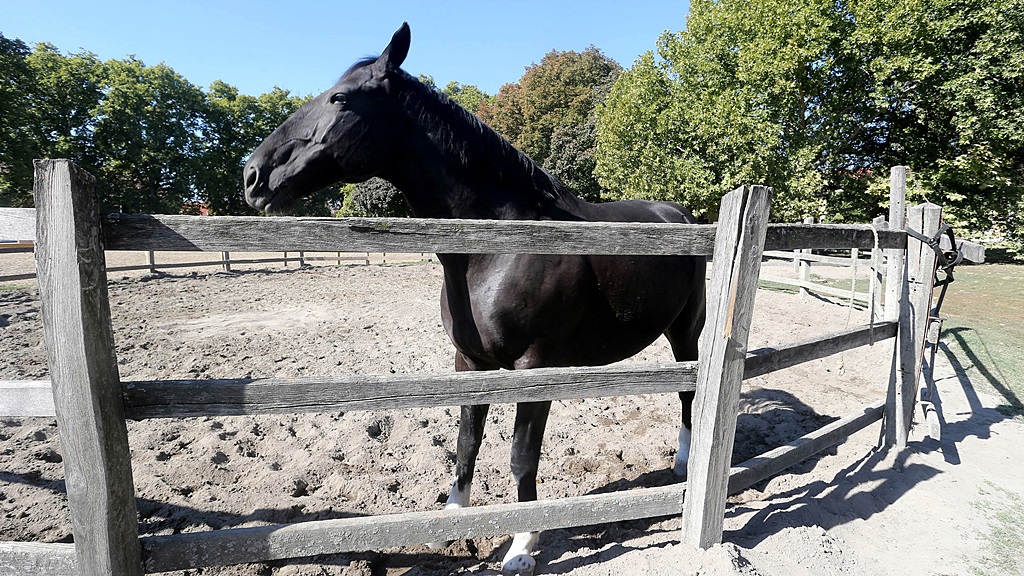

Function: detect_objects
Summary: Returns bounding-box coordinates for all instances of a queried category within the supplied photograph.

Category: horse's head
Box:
[244,24,412,214]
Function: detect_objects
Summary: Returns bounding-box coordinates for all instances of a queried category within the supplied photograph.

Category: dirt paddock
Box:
[1,260,1021,575]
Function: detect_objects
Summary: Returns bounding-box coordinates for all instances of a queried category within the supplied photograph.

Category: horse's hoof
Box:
[501,532,538,576]
[426,540,452,550]
[672,459,688,477]
[500,553,536,576]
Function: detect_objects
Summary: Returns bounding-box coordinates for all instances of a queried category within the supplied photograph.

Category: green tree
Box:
[196,80,261,215]
[596,0,1024,235]
[544,117,603,202]
[480,47,621,166]
[480,47,620,200]
[852,0,1024,240]
[442,81,490,115]
[197,83,324,215]
[597,0,867,220]
[91,57,208,213]
[337,177,411,217]
[26,43,103,163]
[0,33,36,206]
[418,74,437,91]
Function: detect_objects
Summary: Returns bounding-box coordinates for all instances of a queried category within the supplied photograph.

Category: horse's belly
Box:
[443,254,701,369]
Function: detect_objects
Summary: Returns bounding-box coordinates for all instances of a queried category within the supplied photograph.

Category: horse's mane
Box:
[393,67,570,206]
[339,59,572,209]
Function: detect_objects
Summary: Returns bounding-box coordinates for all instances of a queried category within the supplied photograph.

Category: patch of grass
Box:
[810,274,875,297]
[0,283,31,292]
[756,279,801,296]
[970,481,1024,576]
[939,264,1024,414]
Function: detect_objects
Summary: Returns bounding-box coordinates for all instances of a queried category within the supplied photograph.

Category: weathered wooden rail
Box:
[0,247,432,283]
[0,160,966,575]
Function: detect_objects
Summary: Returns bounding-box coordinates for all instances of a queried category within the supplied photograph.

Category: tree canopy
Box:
[2,8,1021,244]
[595,0,1023,240]
[479,47,621,201]
[0,35,335,215]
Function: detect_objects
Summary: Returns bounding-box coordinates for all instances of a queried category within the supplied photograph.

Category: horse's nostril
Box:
[244,165,260,191]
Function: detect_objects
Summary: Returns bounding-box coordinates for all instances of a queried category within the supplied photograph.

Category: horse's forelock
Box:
[338,57,379,84]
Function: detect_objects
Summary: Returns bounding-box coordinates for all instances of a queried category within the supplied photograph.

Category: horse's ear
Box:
[376,23,410,73]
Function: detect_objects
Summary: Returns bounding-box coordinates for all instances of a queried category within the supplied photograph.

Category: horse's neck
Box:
[386,89,584,221]
[392,170,581,221]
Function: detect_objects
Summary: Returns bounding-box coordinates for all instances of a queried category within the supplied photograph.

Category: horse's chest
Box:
[441,256,590,367]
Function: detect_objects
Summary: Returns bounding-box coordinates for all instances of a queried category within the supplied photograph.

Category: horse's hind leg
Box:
[666,278,706,476]
[501,400,552,576]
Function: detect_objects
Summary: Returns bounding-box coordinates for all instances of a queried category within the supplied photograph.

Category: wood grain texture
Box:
[33,160,142,576]
[896,203,942,449]
[883,168,909,446]
[884,167,908,322]
[764,223,903,251]
[871,216,887,321]
[682,185,772,549]
[0,208,38,241]
[3,321,894,419]
[102,214,721,255]
[140,484,686,572]
[939,235,985,264]
[4,208,906,256]
[0,542,78,576]
[122,362,699,419]
[0,381,56,417]
[743,322,896,380]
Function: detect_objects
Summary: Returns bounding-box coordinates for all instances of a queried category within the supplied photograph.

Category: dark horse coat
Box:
[243,23,706,575]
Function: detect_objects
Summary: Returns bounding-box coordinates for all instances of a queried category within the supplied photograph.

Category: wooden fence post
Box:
[221,251,231,272]
[799,216,813,297]
[33,160,143,576]
[894,202,942,449]
[884,167,907,321]
[871,215,886,320]
[147,250,156,273]
[883,167,909,446]
[682,185,772,549]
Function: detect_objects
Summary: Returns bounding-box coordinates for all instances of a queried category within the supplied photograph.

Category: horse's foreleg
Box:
[429,402,489,550]
[430,352,493,550]
[502,400,551,576]
[446,403,490,509]
[674,390,695,476]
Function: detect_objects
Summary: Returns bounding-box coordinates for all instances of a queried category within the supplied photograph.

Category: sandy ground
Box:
[1,256,1022,575]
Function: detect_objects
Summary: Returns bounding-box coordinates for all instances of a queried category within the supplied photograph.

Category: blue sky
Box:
[4,0,690,98]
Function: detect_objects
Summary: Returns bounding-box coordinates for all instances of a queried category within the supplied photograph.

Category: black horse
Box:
[244,23,705,575]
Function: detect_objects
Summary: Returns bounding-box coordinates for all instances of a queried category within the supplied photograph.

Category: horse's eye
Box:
[330,93,348,106]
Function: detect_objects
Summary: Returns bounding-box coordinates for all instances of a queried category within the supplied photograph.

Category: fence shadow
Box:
[721,337,1013,549]
[942,326,1023,414]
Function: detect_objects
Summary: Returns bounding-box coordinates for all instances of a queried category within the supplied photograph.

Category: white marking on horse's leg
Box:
[673,425,692,476]
[427,479,472,549]
[444,478,470,509]
[501,531,539,576]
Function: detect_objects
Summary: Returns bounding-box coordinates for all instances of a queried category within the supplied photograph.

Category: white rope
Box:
[838,223,881,375]
[867,223,881,342]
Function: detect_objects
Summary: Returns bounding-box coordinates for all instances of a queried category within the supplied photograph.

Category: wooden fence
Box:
[0,160,972,575]
[0,245,434,283]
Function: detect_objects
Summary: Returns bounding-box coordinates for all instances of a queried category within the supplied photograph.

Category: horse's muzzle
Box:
[243,162,273,212]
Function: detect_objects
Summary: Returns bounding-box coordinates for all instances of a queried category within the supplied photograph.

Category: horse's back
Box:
[578,198,698,225]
